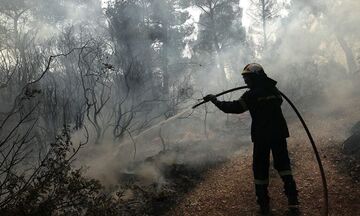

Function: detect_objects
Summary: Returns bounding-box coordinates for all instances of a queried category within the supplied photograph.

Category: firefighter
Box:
[203,63,299,215]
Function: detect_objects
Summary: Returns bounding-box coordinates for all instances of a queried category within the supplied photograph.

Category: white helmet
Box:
[242,63,266,76]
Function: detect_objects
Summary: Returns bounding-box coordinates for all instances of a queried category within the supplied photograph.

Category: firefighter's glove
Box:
[203,94,217,103]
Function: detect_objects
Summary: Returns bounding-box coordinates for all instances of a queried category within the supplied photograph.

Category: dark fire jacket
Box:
[212,79,289,142]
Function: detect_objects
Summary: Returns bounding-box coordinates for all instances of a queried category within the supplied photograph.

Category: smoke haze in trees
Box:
[0,0,359,187]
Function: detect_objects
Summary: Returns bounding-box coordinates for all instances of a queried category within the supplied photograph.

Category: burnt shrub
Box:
[0,126,123,216]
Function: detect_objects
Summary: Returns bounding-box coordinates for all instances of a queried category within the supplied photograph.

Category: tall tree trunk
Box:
[336,34,358,74]
[162,20,169,95]
[261,0,267,49]
[209,7,227,86]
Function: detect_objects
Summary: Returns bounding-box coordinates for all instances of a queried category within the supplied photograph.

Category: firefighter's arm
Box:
[203,94,248,114]
[213,98,248,114]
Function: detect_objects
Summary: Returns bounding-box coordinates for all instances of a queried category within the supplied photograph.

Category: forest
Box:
[0,0,359,215]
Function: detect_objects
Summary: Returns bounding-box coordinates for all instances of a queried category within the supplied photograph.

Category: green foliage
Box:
[191,0,246,54]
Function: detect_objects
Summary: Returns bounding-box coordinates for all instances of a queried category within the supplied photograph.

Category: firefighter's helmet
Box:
[241,63,266,76]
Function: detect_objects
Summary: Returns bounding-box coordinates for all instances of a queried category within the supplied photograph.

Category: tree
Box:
[283,0,359,74]
[186,0,246,85]
[105,0,195,143]
[247,0,284,51]
[327,0,359,74]
[148,0,193,95]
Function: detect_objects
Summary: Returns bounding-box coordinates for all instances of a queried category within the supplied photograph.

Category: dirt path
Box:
[167,137,360,216]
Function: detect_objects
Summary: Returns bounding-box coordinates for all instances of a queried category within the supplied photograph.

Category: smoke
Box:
[2,0,357,188]
[68,0,360,187]
[237,1,359,107]
[33,0,106,41]
[73,105,251,186]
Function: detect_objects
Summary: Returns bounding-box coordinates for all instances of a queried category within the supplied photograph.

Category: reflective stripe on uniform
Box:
[239,99,248,110]
[257,95,281,101]
[254,179,269,185]
[278,170,293,176]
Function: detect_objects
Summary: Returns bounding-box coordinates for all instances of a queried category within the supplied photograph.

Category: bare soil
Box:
[166,137,360,216]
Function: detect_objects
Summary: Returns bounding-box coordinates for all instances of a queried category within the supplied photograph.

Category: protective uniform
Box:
[205,63,299,215]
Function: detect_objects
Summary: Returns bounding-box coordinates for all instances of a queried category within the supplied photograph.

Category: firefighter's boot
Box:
[282,175,299,213]
[255,184,270,215]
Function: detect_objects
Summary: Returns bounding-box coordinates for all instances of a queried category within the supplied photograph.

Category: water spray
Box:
[126,85,328,215]
[192,86,329,216]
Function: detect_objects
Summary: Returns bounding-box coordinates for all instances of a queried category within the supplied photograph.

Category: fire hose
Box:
[192,86,329,216]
